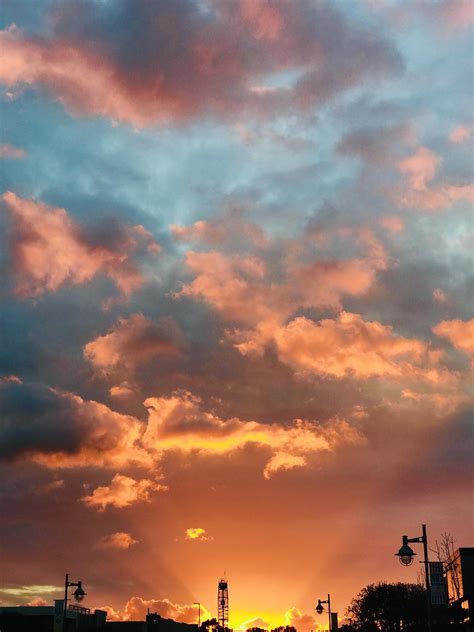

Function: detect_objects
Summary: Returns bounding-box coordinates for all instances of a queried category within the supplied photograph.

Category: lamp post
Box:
[194,602,201,628]
[62,574,86,632]
[395,524,432,632]
[315,594,331,631]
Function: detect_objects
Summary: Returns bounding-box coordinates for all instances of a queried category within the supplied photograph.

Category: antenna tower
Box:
[217,576,229,629]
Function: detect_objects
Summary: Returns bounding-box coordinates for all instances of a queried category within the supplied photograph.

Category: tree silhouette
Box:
[344,582,427,631]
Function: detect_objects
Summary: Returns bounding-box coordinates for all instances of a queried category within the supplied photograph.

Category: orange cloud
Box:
[81,474,167,512]
[3,192,158,298]
[26,598,48,607]
[240,616,271,630]
[142,391,365,478]
[433,318,474,358]
[0,381,149,469]
[272,312,432,379]
[96,532,138,550]
[284,607,318,632]
[0,143,26,159]
[109,382,135,398]
[122,597,209,624]
[2,380,364,481]
[184,528,213,542]
[84,314,183,373]
[177,226,388,355]
[33,394,149,469]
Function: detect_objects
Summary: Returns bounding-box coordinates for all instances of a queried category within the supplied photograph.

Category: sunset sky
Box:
[0,0,473,629]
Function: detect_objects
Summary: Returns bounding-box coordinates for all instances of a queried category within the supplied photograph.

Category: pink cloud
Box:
[397,147,474,211]
[3,191,159,298]
[399,146,438,190]
[449,125,472,144]
[378,215,405,233]
[432,288,447,304]
[0,2,401,127]
[435,0,474,29]
[171,213,269,249]
[84,314,183,373]
[0,143,26,159]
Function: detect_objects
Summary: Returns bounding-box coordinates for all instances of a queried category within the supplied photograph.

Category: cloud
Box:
[177,225,389,354]
[0,380,148,468]
[263,452,307,479]
[84,314,183,373]
[430,0,474,31]
[121,597,209,623]
[271,312,435,380]
[432,288,447,304]
[399,146,438,191]
[81,474,167,511]
[378,215,405,233]
[143,391,365,478]
[0,375,22,385]
[0,1,402,127]
[449,125,472,144]
[0,143,26,159]
[337,122,415,167]
[171,213,269,249]
[26,598,48,606]
[0,585,61,597]
[0,380,363,481]
[2,192,159,299]
[96,531,138,550]
[396,147,474,211]
[109,383,134,399]
[184,527,213,542]
[284,607,317,632]
[241,617,271,630]
[433,319,474,358]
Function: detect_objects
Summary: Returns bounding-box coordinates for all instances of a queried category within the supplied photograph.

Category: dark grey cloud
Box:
[0,381,82,459]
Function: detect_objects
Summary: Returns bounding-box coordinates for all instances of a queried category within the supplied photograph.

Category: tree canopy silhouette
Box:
[343,582,427,631]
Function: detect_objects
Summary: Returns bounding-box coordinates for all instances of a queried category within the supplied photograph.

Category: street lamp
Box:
[63,574,86,632]
[194,602,201,628]
[395,524,432,632]
[396,537,417,566]
[315,594,331,631]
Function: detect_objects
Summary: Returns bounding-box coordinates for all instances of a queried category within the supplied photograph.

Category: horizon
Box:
[0,1,472,630]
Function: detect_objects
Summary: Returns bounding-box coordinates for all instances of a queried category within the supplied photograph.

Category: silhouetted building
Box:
[0,601,106,631]
[0,603,199,632]
[106,612,198,632]
[445,547,474,628]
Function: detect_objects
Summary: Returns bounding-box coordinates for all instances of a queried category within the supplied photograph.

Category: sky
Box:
[0,0,473,629]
